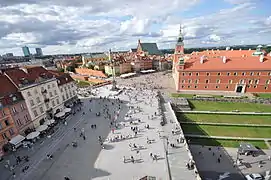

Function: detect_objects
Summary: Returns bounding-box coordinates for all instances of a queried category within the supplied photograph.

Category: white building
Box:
[4,67,64,127]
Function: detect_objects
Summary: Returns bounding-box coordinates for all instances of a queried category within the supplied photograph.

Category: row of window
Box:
[182,72,271,76]
[181,79,270,84]
[181,85,268,89]
[1,128,15,141]
[0,119,10,130]
[33,98,61,117]
[1,104,26,117]
[16,115,30,127]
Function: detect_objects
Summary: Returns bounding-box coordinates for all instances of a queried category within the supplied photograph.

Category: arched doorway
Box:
[236,86,243,93]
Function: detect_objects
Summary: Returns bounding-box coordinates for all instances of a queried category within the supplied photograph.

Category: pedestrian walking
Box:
[64,121,67,126]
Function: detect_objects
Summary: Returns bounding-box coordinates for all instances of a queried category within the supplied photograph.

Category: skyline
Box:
[0,0,270,56]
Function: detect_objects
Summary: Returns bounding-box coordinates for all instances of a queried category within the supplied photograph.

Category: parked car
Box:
[245,173,263,180]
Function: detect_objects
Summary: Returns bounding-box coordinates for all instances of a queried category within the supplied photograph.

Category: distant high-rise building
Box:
[35,48,43,56]
[22,46,31,57]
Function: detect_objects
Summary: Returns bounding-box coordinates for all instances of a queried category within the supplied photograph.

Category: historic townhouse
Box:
[4,67,64,128]
[48,70,77,107]
[172,26,271,93]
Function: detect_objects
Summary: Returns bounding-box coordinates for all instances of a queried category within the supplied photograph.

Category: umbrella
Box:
[26,131,40,140]
[55,111,65,118]
[45,119,55,126]
[64,108,71,113]
[36,125,48,132]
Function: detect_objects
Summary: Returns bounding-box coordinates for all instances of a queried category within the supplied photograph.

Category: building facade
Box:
[172,26,271,94]
[35,48,43,56]
[4,67,64,127]
[22,46,31,57]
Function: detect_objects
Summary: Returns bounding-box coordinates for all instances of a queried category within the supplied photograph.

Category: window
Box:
[47,84,51,89]
[253,85,257,88]
[187,86,191,88]
[227,72,230,76]
[255,80,259,84]
[205,80,209,83]
[0,123,2,130]
[229,80,233,84]
[266,80,270,84]
[46,103,49,109]
[62,95,65,101]
[12,96,17,101]
[216,79,220,83]
[24,115,30,122]
[194,86,198,88]
[250,72,254,76]
[257,72,261,76]
[206,73,210,76]
[30,100,34,106]
[36,97,41,103]
[249,80,253,84]
[54,90,57,95]
[247,85,250,88]
[56,99,60,105]
[233,72,237,76]
[49,92,53,97]
[269,72,271,76]
[11,107,17,114]
[226,86,229,89]
[9,128,15,136]
[181,85,185,88]
[265,86,268,90]
[2,133,8,140]
[182,73,185,76]
[41,87,44,91]
[182,80,185,83]
[33,110,38,117]
[40,107,44,113]
[2,110,6,117]
[4,119,10,126]
[188,80,192,83]
[52,100,55,107]
[240,79,245,84]
[17,119,22,126]
[189,73,192,76]
[196,73,199,76]
[204,86,208,89]
[20,104,25,110]
[195,79,198,84]
[52,83,55,88]
[27,91,31,96]
[60,88,63,92]
[215,85,219,89]
[217,72,221,76]
[242,72,246,76]
[34,89,38,94]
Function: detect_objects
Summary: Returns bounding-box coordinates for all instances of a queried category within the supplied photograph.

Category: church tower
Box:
[175,24,184,54]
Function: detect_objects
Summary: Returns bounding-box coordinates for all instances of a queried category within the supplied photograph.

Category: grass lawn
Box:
[181,124,271,138]
[256,93,271,99]
[188,138,268,149]
[76,80,91,87]
[171,93,222,98]
[189,100,271,112]
[178,113,271,125]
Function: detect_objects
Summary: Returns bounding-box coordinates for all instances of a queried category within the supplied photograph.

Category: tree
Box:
[58,68,64,72]
[66,66,75,72]
[88,64,95,70]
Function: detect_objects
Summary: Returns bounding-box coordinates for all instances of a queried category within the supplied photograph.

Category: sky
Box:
[0,0,270,56]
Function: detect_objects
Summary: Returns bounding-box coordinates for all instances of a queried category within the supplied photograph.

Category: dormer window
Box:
[27,91,31,96]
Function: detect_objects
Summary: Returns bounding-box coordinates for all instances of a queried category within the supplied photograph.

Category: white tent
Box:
[45,119,55,126]
[64,108,72,113]
[26,131,40,140]
[9,135,25,148]
[55,111,65,118]
[36,125,49,132]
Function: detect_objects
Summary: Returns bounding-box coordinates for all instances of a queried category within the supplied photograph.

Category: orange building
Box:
[173,27,271,93]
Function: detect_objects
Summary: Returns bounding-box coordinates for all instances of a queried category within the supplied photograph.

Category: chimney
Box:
[200,56,205,64]
[259,54,264,63]
[222,56,227,63]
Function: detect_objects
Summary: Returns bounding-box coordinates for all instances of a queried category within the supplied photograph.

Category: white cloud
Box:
[0,0,270,55]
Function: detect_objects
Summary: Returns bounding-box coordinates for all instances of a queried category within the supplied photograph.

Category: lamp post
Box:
[109,49,118,91]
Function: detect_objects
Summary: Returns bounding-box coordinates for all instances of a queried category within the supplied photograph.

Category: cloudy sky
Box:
[0,0,270,55]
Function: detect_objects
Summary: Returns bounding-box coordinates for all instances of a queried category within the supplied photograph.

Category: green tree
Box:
[58,68,64,72]
[66,66,75,72]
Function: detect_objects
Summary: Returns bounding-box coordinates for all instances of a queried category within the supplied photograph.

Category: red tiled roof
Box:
[183,55,271,71]
[0,75,18,97]
[75,68,107,78]
[48,70,74,86]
